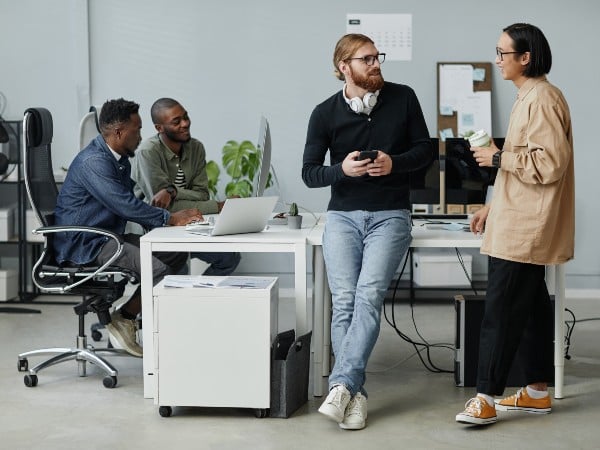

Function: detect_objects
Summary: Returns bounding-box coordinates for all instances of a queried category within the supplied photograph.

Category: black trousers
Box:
[476,256,554,395]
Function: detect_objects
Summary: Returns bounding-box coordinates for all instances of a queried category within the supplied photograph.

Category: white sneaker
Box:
[318,385,351,423]
[339,392,368,430]
[106,312,143,357]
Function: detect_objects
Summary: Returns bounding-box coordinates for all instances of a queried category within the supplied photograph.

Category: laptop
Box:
[186,196,278,236]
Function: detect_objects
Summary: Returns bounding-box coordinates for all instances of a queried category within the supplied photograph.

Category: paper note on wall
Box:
[457,91,492,137]
[347,13,412,61]
[439,64,473,114]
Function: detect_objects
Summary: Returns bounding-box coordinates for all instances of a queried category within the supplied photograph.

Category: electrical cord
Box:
[383,249,455,374]
[562,308,600,360]
[454,247,479,296]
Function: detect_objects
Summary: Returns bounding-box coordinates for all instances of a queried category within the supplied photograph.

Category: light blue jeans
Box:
[323,209,412,397]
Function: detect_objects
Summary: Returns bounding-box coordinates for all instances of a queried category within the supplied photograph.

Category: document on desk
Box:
[162,275,276,289]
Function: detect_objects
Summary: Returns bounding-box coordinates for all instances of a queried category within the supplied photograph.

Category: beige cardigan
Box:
[481,76,575,265]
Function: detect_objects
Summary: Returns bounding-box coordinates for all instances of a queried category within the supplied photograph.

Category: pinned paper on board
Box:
[437,62,493,141]
[347,13,412,61]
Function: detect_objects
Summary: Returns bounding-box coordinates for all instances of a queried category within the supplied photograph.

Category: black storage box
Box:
[454,294,554,387]
[270,330,312,418]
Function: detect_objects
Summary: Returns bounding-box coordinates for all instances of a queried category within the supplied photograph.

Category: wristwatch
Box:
[492,150,504,168]
[165,185,177,199]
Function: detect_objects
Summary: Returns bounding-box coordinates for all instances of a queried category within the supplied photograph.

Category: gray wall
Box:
[1,0,599,288]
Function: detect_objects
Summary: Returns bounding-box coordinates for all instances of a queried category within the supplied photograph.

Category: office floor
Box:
[1,294,599,450]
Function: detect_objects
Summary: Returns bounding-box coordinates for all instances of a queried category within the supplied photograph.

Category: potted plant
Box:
[287,202,303,229]
[206,140,272,200]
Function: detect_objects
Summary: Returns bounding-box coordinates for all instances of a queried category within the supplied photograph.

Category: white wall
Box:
[1,0,599,288]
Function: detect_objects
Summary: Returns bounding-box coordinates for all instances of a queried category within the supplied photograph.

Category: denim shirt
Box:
[54,135,170,265]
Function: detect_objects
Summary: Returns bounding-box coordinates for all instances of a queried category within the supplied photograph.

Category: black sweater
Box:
[302,81,432,211]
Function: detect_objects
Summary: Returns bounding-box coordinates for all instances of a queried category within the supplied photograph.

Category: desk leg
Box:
[140,240,155,399]
[554,264,565,399]
[312,246,325,397]
[295,243,308,334]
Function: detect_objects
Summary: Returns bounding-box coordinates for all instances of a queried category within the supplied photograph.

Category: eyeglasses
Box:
[346,53,386,66]
[495,47,523,61]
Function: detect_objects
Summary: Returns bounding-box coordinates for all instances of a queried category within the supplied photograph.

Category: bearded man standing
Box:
[302,33,432,430]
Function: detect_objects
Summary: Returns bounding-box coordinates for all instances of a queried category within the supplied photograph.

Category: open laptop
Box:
[186,196,278,236]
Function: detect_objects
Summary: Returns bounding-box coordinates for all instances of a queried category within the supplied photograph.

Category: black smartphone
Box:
[357,150,378,161]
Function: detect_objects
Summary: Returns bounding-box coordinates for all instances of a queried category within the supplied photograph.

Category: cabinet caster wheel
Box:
[254,408,268,418]
[103,376,117,388]
[18,358,28,372]
[159,406,172,417]
[91,330,102,342]
[24,374,38,387]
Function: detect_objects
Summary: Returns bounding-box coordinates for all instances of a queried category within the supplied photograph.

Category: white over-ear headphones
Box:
[349,92,377,114]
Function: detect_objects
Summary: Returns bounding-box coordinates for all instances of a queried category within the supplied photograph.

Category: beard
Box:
[350,66,384,92]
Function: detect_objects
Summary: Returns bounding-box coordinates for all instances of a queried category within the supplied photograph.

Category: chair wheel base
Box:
[103,375,117,388]
[24,374,38,387]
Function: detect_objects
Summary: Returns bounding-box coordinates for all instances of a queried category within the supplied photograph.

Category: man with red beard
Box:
[132,98,240,276]
[302,34,432,430]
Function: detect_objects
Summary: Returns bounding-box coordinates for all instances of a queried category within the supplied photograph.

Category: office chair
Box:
[78,105,102,150]
[17,107,138,388]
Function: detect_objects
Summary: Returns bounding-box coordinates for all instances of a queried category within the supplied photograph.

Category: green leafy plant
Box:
[207,139,272,199]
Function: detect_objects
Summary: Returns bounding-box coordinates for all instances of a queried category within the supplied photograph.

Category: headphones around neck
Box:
[348,91,378,114]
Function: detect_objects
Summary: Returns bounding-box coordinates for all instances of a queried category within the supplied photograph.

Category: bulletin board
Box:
[436,62,492,214]
[437,62,492,154]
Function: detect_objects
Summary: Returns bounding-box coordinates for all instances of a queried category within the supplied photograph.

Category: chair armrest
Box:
[32,225,127,293]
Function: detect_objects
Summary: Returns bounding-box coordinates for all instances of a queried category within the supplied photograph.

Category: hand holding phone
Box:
[357,150,378,162]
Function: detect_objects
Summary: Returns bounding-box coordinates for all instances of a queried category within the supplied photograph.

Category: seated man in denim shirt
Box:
[54,98,202,356]
[131,98,240,276]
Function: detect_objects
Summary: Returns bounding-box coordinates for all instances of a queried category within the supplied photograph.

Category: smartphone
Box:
[357,150,378,161]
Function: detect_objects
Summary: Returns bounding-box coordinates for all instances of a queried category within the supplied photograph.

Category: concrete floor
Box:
[1,294,599,449]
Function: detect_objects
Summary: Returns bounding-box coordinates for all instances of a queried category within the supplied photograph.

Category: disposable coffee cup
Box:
[468,130,491,147]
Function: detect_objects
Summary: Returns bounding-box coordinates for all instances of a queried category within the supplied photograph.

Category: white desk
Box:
[140,225,310,399]
[307,222,566,399]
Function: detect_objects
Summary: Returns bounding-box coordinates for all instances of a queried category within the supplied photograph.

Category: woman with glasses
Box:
[456,23,575,426]
[302,33,432,430]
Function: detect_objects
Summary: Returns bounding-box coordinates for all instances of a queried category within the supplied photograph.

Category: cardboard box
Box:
[0,206,15,241]
[413,252,472,287]
[0,269,18,301]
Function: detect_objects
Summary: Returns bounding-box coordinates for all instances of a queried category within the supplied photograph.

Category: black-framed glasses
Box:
[496,47,523,61]
[346,53,386,66]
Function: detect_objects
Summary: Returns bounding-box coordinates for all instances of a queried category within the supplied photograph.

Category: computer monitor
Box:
[409,137,440,205]
[254,116,271,197]
[444,138,501,204]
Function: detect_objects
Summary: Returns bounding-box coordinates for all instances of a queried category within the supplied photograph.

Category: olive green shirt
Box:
[131,134,219,214]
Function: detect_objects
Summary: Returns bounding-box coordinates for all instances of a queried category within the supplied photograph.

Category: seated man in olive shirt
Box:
[131,98,240,275]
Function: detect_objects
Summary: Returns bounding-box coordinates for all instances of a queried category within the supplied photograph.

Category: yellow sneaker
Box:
[495,388,551,414]
[456,396,497,425]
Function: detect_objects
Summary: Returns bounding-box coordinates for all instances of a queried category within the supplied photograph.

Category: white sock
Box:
[526,386,549,399]
[476,393,495,406]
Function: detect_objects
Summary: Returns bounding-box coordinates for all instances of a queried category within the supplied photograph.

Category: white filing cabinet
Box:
[152,277,278,417]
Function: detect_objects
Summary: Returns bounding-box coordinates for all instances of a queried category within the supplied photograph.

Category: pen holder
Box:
[287,215,302,229]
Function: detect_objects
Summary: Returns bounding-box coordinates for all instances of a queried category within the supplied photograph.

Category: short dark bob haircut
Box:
[504,23,552,77]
